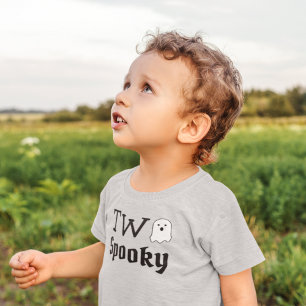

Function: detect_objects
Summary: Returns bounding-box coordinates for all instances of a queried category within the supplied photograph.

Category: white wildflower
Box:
[25,146,41,158]
[21,137,40,146]
[32,147,41,155]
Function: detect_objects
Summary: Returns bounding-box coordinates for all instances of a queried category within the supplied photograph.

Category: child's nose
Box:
[115,90,130,107]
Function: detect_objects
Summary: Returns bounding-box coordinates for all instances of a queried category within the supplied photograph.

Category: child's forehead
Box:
[126,51,195,83]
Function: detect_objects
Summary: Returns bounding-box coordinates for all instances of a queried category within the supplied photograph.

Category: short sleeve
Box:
[91,185,108,244]
[201,197,265,276]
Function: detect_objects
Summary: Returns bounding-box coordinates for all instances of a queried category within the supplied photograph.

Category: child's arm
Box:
[219,268,258,306]
[49,242,105,278]
[9,242,105,289]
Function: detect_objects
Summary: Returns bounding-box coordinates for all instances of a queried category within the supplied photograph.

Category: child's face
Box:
[111,51,194,153]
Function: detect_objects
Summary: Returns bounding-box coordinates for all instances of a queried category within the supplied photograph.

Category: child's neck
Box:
[130,160,199,193]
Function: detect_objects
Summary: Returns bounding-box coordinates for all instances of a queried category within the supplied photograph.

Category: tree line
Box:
[243,85,306,117]
[42,85,306,122]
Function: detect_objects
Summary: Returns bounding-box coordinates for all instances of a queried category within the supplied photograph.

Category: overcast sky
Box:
[1,0,305,111]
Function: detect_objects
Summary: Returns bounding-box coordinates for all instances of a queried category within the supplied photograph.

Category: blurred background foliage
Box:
[78,86,305,121]
[0,109,305,305]
[2,86,303,123]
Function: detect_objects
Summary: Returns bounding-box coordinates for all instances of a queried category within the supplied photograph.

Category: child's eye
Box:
[143,83,153,94]
[123,82,130,90]
[123,82,153,94]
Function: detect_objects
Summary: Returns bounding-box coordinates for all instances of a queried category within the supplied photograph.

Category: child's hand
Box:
[9,249,53,289]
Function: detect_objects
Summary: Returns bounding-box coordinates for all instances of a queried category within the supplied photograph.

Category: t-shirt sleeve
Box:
[200,195,265,276]
[91,185,108,244]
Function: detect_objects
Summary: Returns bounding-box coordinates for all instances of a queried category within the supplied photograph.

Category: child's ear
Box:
[177,113,211,144]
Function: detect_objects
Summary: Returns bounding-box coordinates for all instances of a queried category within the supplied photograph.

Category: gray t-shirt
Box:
[91,165,265,306]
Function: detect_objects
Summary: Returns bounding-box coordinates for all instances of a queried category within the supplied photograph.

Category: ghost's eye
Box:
[164,224,167,226]
[157,224,160,226]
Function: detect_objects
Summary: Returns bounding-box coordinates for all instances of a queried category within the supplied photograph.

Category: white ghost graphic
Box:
[150,219,172,243]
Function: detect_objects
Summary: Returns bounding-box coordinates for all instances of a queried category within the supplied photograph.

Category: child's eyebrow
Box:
[124,73,161,89]
[142,74,161,89]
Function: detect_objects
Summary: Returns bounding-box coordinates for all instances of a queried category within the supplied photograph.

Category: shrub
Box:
[256,232,306,306]
[43,111,82,122]
[0,179,29,229]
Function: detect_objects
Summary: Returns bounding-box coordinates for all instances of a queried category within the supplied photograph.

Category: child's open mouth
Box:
[111,112,128,130]
[111,121,127,130]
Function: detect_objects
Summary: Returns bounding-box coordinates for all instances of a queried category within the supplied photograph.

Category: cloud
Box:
[1,0,305,110]
[0,58,125,110]
[0,0,173,62]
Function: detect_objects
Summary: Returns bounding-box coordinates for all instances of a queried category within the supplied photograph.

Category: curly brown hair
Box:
[136,29,244,166]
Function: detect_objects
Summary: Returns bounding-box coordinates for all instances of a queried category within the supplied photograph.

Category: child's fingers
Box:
[18,278,36,289]
[15,271,38,285]
[9,251,34,270]
[11,267,36,278]
[9,253,28,270]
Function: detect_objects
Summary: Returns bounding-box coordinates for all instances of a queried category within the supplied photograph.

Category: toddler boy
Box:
[9,30,265,306]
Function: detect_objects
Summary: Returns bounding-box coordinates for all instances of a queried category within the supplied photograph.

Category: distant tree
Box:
[266,94,295,117]
[242,95,267,116]
[75,105,94,116]
[286,86,306,115]
[43,110,82,122]
[244,89,276,100]
[243,88,301,117]
[243,90,272,117]
[92,99,114,121]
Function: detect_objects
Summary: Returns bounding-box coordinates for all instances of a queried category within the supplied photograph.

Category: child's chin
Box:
[112,138,134,150]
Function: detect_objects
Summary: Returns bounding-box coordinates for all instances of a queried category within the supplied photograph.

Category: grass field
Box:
[0,117,305,305]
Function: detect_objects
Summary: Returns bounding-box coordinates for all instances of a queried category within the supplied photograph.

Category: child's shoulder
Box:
[206,177,237,204]
[191,170,239,215]
[195,169,237,200]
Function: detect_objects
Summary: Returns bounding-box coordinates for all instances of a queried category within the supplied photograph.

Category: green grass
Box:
[0,118,305,305]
